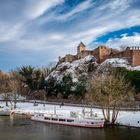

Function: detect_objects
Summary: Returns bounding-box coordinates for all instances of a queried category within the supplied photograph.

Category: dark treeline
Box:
[0,65,87,101]
[116,67,140,93]
[0,65,140,103]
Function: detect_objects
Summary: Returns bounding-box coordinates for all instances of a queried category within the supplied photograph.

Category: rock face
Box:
[46,55,140,83]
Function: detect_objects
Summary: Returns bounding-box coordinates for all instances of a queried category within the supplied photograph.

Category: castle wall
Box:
[58,43,140,67]
[59,57,65,63]
[108,47,133,64]
[92,48,100,63]
[65,54,77,63]
[78,50,92,59]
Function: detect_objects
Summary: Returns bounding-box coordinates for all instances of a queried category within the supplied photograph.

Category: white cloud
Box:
[55,0,93,20]
[25,0,64,19]
[0,0,65,42]
[0,23,24,42]
[105,33,140,48]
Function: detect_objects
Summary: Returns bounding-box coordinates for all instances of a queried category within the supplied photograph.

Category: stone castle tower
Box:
[77,42,86,54]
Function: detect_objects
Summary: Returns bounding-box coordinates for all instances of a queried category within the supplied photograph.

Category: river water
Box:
[0,116,139,140]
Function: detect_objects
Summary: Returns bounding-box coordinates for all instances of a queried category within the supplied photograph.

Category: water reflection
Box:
[0,117,139,140]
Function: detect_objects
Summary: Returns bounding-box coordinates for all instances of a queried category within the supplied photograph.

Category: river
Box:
[0,116,139,140]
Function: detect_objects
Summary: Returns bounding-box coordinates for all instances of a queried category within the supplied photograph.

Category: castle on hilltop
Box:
[58,42,140,66]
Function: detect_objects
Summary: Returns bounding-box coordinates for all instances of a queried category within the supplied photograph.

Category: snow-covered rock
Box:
[46,55,97,83]
[101,58,129,67]
[99,58,140,71]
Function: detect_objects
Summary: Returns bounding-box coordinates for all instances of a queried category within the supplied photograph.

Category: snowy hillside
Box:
[46,56,140,83]
[46,55,97,82]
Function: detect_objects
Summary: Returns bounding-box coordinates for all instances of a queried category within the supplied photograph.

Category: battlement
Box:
[126,46,140,50]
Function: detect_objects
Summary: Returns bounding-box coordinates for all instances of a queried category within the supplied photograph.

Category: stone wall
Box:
[92,48,100,63]
[77,50,92,59]
[65,54,77,63]
[58,54,77,63]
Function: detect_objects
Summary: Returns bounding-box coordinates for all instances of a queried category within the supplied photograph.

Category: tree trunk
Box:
[5,100,8,106]
[101,106,108,123]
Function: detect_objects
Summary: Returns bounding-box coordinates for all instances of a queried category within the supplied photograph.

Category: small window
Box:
[52,118,58,121]
[59,119,65,122]
[138,121,139,123]
[91,122,94,124]
[67,119,74,122]
[44,117,50,120]
[39,114,44,117]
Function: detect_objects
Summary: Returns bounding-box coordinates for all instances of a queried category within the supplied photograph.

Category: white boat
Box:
[31,112,104,128]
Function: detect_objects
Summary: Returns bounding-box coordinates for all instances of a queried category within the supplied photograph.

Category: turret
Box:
[77,42,86,54]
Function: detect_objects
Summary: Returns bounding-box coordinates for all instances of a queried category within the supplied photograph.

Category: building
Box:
[58,42,140,66]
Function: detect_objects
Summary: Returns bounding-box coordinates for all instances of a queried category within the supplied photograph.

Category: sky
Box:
[0,0,140,71]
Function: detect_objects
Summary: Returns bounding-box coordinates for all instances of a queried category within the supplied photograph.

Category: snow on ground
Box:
[117,112,140,128]
[0,101,103,118]
[128,66,140,71]
[0,101,140,128]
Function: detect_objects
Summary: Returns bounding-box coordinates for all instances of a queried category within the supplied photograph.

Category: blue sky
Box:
[0,0,140,71]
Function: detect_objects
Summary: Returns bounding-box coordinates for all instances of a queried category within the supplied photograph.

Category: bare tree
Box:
[0,72,11,106]
[86,73,135,125]
[9,72,21,109]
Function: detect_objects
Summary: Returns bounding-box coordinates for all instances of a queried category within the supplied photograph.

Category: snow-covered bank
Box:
[117,112,140,128]
[0,101,140,128]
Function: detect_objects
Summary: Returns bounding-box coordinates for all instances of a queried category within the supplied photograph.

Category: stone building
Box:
[58,42,140,67]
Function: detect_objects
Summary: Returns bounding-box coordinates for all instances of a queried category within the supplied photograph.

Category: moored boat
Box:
[31,112,104,128]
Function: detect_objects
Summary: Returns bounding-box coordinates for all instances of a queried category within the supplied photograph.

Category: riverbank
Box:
[0,101,140,128]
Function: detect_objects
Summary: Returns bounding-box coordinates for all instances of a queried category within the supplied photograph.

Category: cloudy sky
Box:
[0,0,140,71]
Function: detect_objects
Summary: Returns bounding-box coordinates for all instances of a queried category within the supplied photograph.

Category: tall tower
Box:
[98,45,110,63]
[77,42,86,54]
